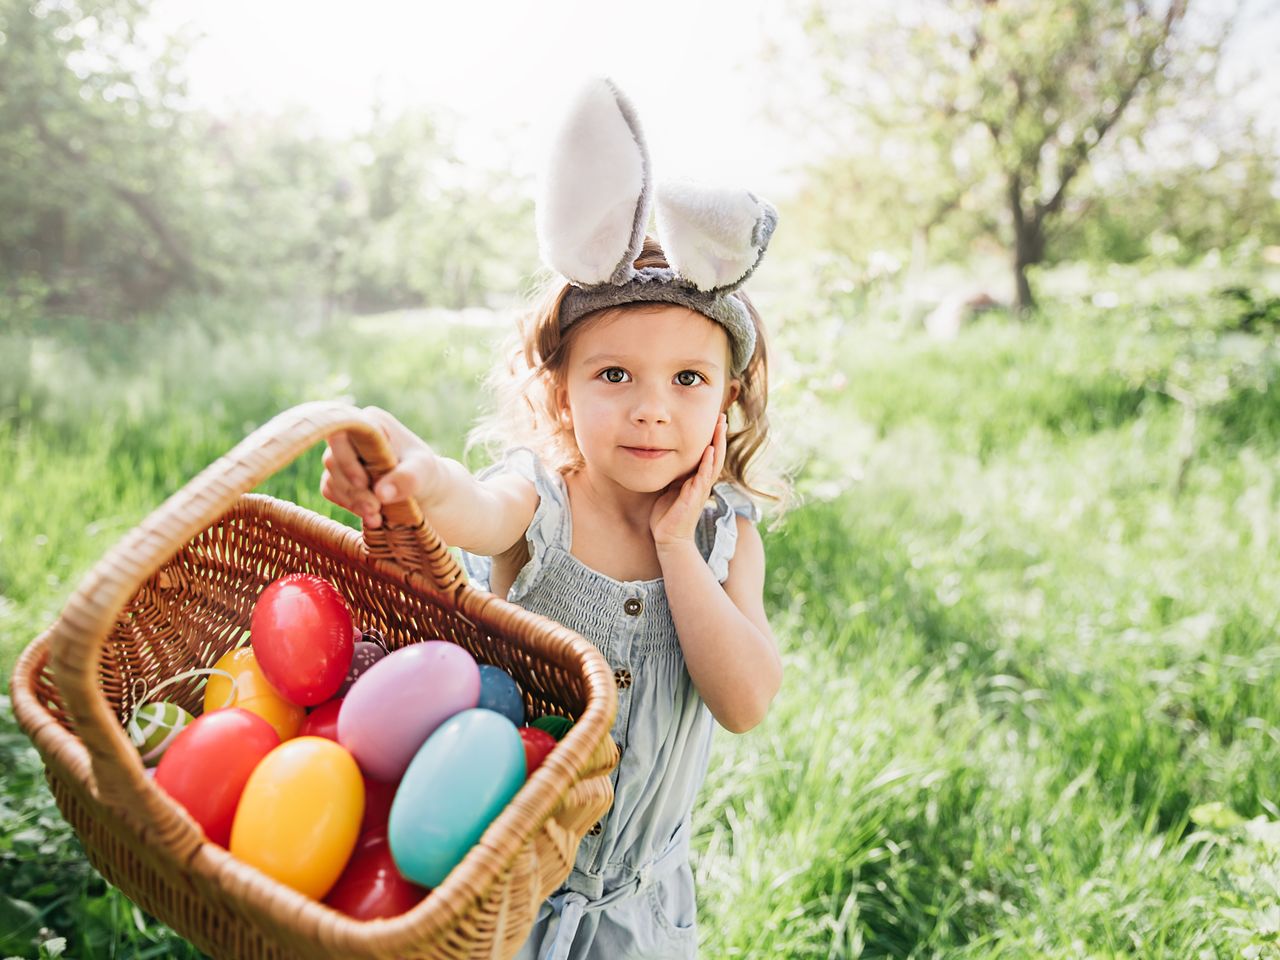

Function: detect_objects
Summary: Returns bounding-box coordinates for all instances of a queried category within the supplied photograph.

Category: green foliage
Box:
[3,269,1280,956]
[1220,285,1280,334]
[789,0,1275,307]
[0,0,207,315]
[0,698,204,959]
[1052,154,1280,267]
[0,0,538,334]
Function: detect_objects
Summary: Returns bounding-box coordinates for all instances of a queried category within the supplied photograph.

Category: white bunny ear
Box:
[655,181,778,293]
[536,78,652,286]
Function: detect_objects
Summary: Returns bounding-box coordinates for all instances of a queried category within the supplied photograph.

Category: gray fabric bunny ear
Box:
[656,180,778,294]
[538,77,779,374]
[536,78,652,287]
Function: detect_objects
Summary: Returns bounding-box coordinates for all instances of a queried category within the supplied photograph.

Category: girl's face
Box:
[558,304,741,495]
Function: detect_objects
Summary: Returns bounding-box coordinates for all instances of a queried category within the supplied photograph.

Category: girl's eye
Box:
[601,367,629,384]
[674,370,705,387]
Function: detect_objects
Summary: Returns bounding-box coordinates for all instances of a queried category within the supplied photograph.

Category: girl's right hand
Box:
[321,406,442,530]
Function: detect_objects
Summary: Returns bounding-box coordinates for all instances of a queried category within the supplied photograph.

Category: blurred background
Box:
[2,0,1279,956]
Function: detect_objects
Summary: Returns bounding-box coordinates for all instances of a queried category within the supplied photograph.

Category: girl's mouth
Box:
[621,446,672,459]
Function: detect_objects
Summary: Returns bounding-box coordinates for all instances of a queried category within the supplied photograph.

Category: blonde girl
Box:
[321,79,782,960]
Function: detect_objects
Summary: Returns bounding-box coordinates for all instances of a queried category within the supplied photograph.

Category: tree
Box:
[0,0,214,319]
[796,0,1231,312]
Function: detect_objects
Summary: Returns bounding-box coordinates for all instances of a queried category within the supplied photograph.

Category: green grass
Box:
[3,270,1280,957]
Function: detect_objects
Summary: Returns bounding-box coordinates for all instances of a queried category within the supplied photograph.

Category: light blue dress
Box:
[461,448,758,960]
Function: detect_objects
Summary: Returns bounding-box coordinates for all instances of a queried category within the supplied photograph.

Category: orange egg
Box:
[230,737,365,899]
[206,647,305,741]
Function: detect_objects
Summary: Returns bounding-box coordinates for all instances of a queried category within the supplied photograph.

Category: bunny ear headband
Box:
[535,77,778,375]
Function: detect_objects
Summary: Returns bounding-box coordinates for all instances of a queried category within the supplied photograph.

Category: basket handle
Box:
[345,415,467,591]
[47,401,463,837]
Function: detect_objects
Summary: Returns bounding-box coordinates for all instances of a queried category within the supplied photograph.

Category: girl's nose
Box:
[630,388,670,424]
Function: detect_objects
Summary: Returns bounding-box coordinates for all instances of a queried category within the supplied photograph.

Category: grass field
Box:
[3,266,1279,958]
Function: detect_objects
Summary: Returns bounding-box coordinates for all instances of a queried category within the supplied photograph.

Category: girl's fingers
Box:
[324,412,434,530]
[374,448,437,503]
[325,431,370,489]
[320,432,385,524]
[679,443,715,511]
[320,470,381,522]
[713,413,728,477]
[319,470,345,507]
[374,463,416,503]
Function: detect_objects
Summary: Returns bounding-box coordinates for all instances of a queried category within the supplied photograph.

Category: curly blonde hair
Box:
[469,237,783,505]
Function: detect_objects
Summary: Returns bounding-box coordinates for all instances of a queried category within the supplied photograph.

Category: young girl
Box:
[320,79,782,959]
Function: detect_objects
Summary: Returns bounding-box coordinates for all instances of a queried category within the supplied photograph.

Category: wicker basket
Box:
[8,402,619,960]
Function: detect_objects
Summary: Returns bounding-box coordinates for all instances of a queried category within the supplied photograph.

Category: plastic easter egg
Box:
[324,833,429,920]
[230,736,365,900]
[388,709,525,889]
[531,714,573,741]
[338,641,481,782]
[127,701,194,767]
[154,708,279,847]
[477,664,525,727]
[299,699,344,741]
[518,726,557,775]
[335,640,387,698]
[251,574,355,706]
[206,647,305,741]
[361,774,398,840]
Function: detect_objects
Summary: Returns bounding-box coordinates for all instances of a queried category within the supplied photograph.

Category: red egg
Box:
[518,726,557,776]
[324,833,429,920]
[154,708,280,847]
[251,574,354,706]
[360,774,398,839]
[299,699,344,741]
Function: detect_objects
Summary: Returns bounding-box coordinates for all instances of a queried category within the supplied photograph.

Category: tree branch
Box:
[27,108,207,289]
[1035,2,1187,231]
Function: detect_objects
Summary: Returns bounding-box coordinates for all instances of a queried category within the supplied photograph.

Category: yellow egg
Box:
[206,647,305,741]
[230,737,365,899]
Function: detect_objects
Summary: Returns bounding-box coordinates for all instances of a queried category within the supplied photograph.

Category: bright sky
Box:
[154,0,816,199]
[153,0,1279,201]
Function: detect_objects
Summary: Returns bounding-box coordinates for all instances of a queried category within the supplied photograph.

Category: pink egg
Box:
[338,641,480,782]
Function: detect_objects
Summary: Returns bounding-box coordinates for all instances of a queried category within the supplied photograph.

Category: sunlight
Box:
[153,0,814,195]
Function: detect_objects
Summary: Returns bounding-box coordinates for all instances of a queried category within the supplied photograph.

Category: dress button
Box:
[623,597,642,616]
[614,668,632,690]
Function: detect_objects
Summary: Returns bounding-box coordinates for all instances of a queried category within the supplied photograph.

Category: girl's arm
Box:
[322,406,537,557]
[658,517,781,733]
[652,416,782,733]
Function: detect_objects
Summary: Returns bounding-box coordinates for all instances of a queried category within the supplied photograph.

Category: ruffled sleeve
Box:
[458,447,569,600]
[696,482,760,584]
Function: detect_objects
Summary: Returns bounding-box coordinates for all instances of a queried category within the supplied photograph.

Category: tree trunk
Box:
[1008,175,1043,315]
[902,224,930,327]
[1013,233,1036,314]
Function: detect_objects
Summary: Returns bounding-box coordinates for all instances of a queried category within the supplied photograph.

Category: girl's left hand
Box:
[651,413,727,548]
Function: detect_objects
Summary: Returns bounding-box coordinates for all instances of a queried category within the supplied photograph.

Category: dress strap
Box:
[699,482,760,584]
[459,447,569,598]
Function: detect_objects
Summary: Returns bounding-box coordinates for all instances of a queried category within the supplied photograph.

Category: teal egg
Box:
[388,708,525,888]
[126,701,194,766]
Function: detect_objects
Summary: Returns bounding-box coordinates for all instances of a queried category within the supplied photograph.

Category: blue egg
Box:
[476,664,525,727]
[388,708,526,889]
